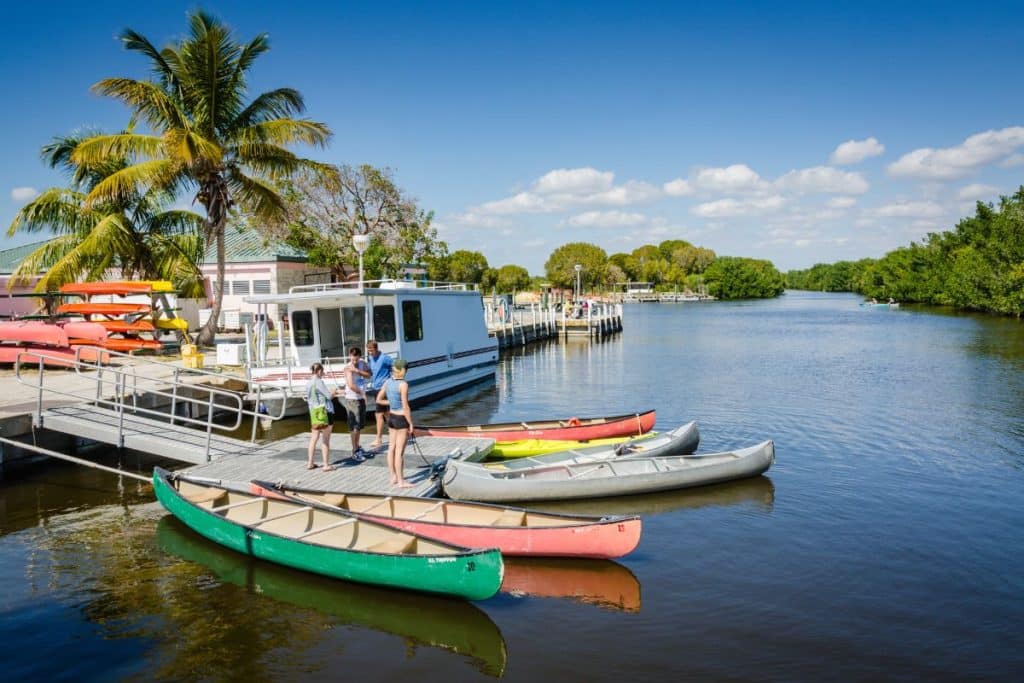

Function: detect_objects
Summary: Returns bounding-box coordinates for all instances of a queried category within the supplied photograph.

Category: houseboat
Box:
[244,279,499,416]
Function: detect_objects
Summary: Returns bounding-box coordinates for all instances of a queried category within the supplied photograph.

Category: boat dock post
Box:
[485,302,622,349]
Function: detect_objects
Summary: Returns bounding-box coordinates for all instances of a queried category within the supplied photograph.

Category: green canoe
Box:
[152,468,504,601]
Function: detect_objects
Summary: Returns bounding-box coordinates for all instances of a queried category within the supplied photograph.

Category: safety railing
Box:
[14,346,289,461]
[288,279,472,294]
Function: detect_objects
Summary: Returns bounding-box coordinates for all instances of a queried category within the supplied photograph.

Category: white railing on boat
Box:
[288,279,474,294]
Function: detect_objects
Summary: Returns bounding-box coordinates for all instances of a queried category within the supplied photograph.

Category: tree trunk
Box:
[196,226,226,346]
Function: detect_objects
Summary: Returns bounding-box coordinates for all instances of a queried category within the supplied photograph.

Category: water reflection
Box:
[501,558,641,613]
[526,476,775,517]
[156,517,508,677]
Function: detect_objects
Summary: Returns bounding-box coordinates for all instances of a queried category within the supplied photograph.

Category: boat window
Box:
[292,311,314,346]
[317,308,344,358]
[373,305,396,342]
[341,306,367,351]
[402,300,423,342]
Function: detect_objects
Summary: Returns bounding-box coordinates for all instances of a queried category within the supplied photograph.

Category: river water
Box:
[1,291,1022,681]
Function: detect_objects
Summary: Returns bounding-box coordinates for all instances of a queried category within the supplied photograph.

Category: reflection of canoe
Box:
[530,475,776,517]
[444,441,775,502]
[153,469,504,600]
[501,557,641,613]
[60,280,175,295]
[251,481,642,559]
[57,302,152,315]
[417,410,656,442]
[155,516,508,677]
[486,422,699,469]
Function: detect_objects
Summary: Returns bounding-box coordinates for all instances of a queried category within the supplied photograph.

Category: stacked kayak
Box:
[250,481,642,559]
[0,320,110,366]
[153,468,504,600]
[56,280,187,351]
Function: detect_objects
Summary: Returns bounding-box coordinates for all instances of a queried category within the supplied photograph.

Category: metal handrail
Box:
[288,278,472,294]
[14,346,288,461]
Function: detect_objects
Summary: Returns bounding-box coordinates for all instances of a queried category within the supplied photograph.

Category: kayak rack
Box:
[14,347,288,464]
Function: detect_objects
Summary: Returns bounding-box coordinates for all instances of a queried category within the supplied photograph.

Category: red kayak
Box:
[415,410,656,442]
[57,302,152,316]
[250,482,641,559]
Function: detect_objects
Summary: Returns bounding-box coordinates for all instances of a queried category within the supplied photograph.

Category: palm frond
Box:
[120,28,179,91]
[231,88,304,129]
[226,33,271,99]
[92,78,186,131]
[226,170,285,220]
[237,118,330,148]
[7,188,93,236]
[164,128,223,166]
[150,209,206,235]
[84,159,179,207]
[72,133,164,165]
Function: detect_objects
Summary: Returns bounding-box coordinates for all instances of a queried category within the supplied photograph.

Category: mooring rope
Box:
[0,436,151,483]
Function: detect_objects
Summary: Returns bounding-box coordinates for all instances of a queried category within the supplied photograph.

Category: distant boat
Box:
[442,441,775,503]
[417,410,657,442]
[859,301,900,309]
[152,468,504,600]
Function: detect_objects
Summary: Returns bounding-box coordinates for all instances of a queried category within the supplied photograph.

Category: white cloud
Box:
[829,137,885,165]
[691,195,787,218]
[956,183,1000,201]
[450,210,513,228]
[826,196,857,209]
[794,239,812,247]
[867,200,945,218]
[775,166,869,194]
[563,210,648,228]
[692,164,768,194]
[11,186,38,202]
[887,126,1024,180]
[662,178,693,196]
[523,238,546,248]
[533,167,614,195]
[467,167,661,216]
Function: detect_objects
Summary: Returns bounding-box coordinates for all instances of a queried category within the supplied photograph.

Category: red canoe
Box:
[250,482,642,559]
[95,319,157,333]
[415,410,656,442]
[60,280,173,296]
[0,321,70,347]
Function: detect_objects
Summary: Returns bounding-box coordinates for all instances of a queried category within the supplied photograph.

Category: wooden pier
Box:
[485,302,623,349]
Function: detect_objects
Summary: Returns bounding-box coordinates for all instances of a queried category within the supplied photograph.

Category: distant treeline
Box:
[786,187,1024,316]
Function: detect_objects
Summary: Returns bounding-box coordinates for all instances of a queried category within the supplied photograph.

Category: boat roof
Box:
[244,279,480,305]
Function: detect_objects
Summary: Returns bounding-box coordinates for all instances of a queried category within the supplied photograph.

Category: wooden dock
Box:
[486,302,623,348]
[180,433,494,498]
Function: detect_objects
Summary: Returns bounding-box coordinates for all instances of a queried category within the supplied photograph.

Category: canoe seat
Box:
[366,537,416,555]
[184,487,227,504]
[491,510,527,527]
[320,493,347,507]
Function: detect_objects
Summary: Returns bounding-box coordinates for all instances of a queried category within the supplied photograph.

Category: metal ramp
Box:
[15,347,288,464]
[37,404,274,464]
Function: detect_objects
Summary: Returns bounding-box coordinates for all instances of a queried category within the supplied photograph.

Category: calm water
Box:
[2,291,1023,681]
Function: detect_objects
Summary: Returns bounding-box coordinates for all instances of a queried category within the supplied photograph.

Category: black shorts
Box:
[342,398,366,431]
[387,414,410,430]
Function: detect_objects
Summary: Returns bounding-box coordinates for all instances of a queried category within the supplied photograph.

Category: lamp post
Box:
[574,264,582,305]
[352,233,371,289]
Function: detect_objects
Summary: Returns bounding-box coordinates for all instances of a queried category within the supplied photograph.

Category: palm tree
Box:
[7,130,205,295]
[71,10,333,344]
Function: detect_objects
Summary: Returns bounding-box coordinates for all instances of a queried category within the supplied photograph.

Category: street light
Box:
[574,264,582,304]
[352,233,371,289]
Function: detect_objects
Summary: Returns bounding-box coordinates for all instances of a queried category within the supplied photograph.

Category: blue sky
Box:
[2,1,1023,273]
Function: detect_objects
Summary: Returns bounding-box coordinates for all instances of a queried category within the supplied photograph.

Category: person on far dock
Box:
[306,362,340,471]
[342,346,371,461]
[377,358,414,488]
[366,340,393,448]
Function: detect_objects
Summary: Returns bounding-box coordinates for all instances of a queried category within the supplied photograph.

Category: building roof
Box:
[202,229,308,264]
[0,240,50,275]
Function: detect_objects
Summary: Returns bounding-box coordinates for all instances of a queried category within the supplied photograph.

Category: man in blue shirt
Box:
[366,339,394,448]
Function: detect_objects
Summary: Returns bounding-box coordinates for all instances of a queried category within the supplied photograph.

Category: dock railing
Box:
[14,347,288,460]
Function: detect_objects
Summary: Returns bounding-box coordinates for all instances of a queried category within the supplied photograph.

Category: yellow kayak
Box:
[155,317,189,330]
[490,433,659,459]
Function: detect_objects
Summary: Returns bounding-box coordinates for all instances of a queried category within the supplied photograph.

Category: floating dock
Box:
[485,302,623,348]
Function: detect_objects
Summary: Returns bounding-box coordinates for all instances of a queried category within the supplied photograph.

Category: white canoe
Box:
[442,441,774,503]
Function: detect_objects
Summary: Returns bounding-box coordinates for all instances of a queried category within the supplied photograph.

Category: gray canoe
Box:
[484,421,700,473]
[442,440,774,503]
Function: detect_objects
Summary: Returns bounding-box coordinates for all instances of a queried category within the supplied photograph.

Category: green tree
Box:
[8,131,205,295]
[703,257,784,299]
[493,264,531,292]
[657,239,691,261]
[544,242,608,290]
[71,10,333,344]
[446,250,489,284]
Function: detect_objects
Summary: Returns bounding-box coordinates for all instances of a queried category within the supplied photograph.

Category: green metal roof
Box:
[0,240,50,275]
[201,229,308,264]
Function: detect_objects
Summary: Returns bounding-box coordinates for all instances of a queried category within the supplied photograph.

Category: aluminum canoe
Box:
[442,441,775,503]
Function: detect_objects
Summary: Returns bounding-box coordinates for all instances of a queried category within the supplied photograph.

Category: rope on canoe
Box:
[0,436,151,483]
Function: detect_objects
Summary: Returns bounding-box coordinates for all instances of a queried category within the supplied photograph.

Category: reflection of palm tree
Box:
[156,517,507,677]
